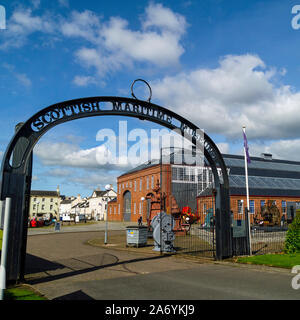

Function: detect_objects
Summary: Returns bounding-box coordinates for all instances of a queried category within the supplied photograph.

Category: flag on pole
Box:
[243,131,251,164]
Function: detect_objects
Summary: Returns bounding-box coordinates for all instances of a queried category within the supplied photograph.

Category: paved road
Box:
[27,221,133,235]
[25,227,300,300]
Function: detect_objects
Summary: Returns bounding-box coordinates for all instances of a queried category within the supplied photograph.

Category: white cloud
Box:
[58,0,69,7]
[2,63,32,87]
[34,141,134,170]
[247,139,300,161]
[60,10,101,42]
[73,75,97,87]
[216,142,230,154]
[0,8,56,49]
[15,73,32,87]
[31,0,41,9]
[60,3,187,77]
[142,3,187,35]
[34,142,102,168]
[151,54,300,141]
[1,3,187,81]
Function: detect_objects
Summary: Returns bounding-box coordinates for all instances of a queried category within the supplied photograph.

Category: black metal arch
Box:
[0,96,231,282]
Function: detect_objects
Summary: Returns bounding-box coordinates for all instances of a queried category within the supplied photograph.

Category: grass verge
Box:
[235,253,300,269]
[4,285,47,300]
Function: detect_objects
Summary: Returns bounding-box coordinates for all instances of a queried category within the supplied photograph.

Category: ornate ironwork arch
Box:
[0,96,231,282]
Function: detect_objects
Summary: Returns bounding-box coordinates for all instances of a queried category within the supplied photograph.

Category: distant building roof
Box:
[119,150,300,198]
[199,153,300,198]
[120,149,202,177]
[60,199,72,204]
[31,190,59,197]
[93,190,108,197]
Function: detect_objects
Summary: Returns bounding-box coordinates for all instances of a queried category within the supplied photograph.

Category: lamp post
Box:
[36,201,39,218]
[141,197,145,224]
[104,184,112,245]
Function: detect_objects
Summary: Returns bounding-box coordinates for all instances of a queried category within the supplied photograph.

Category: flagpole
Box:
[243,126,252,255]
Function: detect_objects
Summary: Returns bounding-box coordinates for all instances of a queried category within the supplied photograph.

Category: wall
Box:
[107,164,168,222]
[197,194,300,223]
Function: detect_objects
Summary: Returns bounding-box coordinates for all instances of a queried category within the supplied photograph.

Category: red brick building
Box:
[197,153,300,224]
[107,152,220,223]
[107,162,173,222]
[108,152,300,225]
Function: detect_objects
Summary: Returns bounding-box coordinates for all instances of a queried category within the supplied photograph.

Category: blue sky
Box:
[1,0,300,197]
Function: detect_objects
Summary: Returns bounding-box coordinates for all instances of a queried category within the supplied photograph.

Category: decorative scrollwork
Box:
[131,79,152,103]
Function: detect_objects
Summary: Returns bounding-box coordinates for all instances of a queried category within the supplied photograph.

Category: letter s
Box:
[291,265,300,290]
[291,5,300,30]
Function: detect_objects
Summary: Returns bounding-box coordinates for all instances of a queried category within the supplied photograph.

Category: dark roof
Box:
[197,154,300,198]
[94,190,107,197]
[119,161,160,177]
[60,199,72,204]
[31,190,59,197]
[120,150,300,198]
[120,149,201,177]
[89,190,111,198]
[223,154,300,197]
[223,153,300,179]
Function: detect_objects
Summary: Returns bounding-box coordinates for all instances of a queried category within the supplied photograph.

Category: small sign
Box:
[232,219,246,238]
[54,222,61,232]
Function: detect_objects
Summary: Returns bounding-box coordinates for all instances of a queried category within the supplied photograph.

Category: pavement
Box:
[24,222,300,300]
[27,221,134,235]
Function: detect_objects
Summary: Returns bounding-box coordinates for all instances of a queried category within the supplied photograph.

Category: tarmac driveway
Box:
[24,230,300,300]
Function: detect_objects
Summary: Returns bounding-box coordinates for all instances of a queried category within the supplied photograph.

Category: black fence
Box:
[250,225,287,255]
[231,210,288,256]
[173,224,216,258]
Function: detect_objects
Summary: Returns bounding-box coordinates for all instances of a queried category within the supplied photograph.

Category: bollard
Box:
[0,198,12,300]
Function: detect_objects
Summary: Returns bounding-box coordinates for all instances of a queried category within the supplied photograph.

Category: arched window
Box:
[123,191,131,221]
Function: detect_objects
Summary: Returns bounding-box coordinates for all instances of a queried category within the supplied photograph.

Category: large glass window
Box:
[260,200,265,210]
[249,200,255,214]
[282,200,286,213]
[238,200,243,214]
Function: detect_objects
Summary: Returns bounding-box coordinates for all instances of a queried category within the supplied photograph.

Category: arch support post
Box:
[1,171,28,283]
[0,123,33,283]
[215,184,232,260]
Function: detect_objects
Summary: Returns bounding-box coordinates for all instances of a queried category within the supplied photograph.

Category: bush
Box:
[284,211,300,253]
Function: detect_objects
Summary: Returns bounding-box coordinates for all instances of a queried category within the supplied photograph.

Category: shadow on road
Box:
[25,253,66,274]
[25,252,172,285]
[53,290,95,300]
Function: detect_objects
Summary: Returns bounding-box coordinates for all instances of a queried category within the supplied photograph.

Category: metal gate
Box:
[161,148,217,258]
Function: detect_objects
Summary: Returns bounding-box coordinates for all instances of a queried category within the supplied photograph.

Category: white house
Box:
[88,188,117,221]
[59,199,73,216]
[59,188,117,221]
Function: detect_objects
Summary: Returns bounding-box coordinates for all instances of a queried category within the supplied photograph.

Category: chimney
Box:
[261,153,272,160]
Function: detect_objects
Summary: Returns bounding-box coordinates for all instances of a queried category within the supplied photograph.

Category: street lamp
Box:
[36,201,39,218]
[104,184,112,245]
[141,197,145,224]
